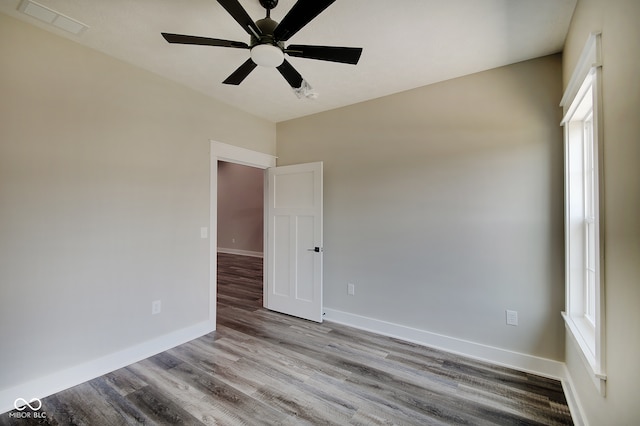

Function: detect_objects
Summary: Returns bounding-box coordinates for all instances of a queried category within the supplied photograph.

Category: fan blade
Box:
[223,59,258,85]
[217,0,262,38]
[274,0,335,41]
[276,59,304,88]
[286,45,362,64]
[162,33,249,49]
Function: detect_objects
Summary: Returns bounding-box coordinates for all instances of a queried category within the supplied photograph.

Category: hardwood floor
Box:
[2,253,573,425]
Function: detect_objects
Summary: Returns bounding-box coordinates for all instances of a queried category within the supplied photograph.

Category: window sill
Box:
[562,311,607,396]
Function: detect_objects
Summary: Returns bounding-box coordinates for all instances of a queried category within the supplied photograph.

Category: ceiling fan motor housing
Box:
[252,17,282,47]
[259,0,278,10]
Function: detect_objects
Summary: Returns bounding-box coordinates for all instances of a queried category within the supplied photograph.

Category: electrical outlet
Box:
[200,227,208,239]
[152,300,162,315]
[506,310,518,326]
[348,283,355,296]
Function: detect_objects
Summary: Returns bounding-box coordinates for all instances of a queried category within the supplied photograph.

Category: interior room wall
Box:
[0,13,275,396]
[217,161,264,255]
[277,54,566,362]
[561,0,640,423]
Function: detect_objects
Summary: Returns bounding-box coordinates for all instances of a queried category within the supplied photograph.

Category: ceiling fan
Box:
[161,0,362,97]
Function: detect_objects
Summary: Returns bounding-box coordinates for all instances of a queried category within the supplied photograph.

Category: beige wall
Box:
[217,162,264,254]
[562,0,640,423]
[0,13,274,391]
[277,55,566,361]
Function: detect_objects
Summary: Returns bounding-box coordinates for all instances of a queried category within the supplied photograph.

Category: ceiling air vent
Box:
[18,0,88,35]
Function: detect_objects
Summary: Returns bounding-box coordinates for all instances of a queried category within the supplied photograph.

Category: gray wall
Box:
[0,14,274,391]
[217,162,264,254]
[562,0,640,423]
[277,54,566,361]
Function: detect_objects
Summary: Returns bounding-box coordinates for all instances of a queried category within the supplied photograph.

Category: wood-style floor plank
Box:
[1,253,573,425]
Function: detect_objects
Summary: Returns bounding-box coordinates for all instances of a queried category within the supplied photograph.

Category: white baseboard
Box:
[561,365,588,426]
[323,308,566,380]
[0,320,214,415]
[217,247,263,258]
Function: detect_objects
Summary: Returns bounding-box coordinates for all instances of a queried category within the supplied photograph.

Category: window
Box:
[560,33,606,395]
[583,110,596,326]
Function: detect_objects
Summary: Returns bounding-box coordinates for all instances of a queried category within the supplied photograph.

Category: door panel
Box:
[265,162,323,322]
[273,215,291,297]
[274,171,315,208]
[296,215,315,302]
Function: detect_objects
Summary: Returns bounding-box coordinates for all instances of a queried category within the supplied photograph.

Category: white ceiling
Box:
[1,0,577,122]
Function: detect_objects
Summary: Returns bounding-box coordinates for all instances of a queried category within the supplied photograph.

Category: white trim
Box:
[562,365,589,426]
[210,140,276,327]
[561,69,596,126]
[323,308,566,380]
[560,32,602,108]
[213,141,277,169]
[218,247,264,258]
[0,320,213,415]
[562,313,607,395]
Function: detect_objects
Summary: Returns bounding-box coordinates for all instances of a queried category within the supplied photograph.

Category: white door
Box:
[265,162,323,322]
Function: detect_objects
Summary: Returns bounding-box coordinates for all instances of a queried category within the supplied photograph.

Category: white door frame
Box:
[209,141,276,329]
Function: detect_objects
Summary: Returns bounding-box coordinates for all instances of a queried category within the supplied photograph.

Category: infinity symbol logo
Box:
[14,398,42,411]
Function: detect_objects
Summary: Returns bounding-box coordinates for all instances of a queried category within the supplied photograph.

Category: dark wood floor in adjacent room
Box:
[2,253,573,425]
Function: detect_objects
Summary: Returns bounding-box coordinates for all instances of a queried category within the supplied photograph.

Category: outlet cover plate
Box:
[152,300,162,315]
[506,310,518,326]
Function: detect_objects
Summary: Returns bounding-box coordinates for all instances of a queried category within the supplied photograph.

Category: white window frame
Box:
[560,32,606,395]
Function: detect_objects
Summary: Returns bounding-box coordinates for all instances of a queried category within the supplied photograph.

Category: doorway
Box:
[217,160,265,315]
[209,141,276,330]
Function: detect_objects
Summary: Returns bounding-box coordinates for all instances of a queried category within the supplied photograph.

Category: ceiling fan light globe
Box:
[251,44,284,67]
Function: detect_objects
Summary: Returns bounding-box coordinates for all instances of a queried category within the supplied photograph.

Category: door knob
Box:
[307,247,322,252]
